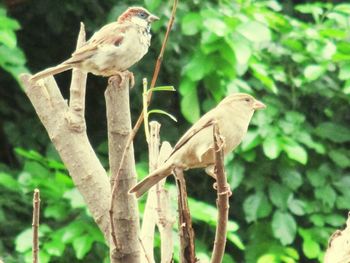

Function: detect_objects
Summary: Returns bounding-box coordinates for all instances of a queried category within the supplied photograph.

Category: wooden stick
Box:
[32,189,40,263]
[210,124,231,263]
[175,168,196,263]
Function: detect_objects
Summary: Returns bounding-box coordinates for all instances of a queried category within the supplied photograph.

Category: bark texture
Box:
[105,74,140,263]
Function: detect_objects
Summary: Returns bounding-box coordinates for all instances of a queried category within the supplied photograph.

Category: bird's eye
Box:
[244,98,251,103]
[138,12,148,19]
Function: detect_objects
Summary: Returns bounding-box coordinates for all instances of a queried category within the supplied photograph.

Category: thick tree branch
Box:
[106,74,140,263]
[20,74,111,241]
[175,168,197,263]
[210,124,230,263]
[32,189,40,263]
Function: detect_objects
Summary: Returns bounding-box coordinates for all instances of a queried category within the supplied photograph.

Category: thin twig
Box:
[32,189,40,263]
[110,0,178,207]
[175,168,196,263]
[210,124,231,263]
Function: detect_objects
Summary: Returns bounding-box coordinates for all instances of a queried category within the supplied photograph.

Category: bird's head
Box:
[219,93,266,114]
[118,7,159,28]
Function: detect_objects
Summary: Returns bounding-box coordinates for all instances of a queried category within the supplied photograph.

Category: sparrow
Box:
[129,93,266,198]
[30,7,159,82]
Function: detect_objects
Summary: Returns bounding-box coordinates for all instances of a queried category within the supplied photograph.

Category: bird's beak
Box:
[253,99,266,110]
[147,14,160,23]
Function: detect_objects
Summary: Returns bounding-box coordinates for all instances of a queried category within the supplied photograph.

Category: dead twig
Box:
[175,168,197,263]
[32,189,40,263]
[210,124,231,263]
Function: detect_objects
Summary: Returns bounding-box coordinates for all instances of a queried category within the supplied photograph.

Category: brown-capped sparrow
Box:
[30,7,159,82]
[129,93,266,198]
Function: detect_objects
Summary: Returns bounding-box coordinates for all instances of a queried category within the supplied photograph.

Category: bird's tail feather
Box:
[129,163,174,198]
[30,64,72,82]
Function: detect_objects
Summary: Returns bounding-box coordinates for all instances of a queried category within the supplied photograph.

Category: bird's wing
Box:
[169,112,217,159]
[64,23,130,64]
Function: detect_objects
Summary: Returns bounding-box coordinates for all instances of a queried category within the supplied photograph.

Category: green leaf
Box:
[62,221,86,243]
[15,228,32,252]
[243,192,272,223]
[183,52,214,81]
[0,15,21,30]
[148,86,176,92]
[287,197,306,216]
[329,149,350,168]
[63,188,85,209]
[281,138,308,164]
[203,17,229,37]
[339,63,350,80]
[237,21,272,43]
[271,211,297,245]
[43,239,65,257]
[144,0,161,11]
[325,214,346,227]
[304,65,325,81]
[179,79,200,123]
[280,169,303,191]
[181,13,202,36]
[268,182,292,210]
[315,122,350,143]
[333,176,350,195]
[148,109,177,122]
[240,130,261,151]
[303,238,320,259]
[0,30,16,48]
[72,234,94,259]
[0,172,20,191]
[315,185,336,208]
[263,137,281,159]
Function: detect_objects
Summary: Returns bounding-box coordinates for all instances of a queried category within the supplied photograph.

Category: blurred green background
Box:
[0,0,349,262]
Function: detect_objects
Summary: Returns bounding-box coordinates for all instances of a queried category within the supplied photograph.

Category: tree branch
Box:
[68,22,87,132]
[32,188,40,263]
[106,74,140,263]
[175,168,197,263]
[210,124,231,263]
[19,23,111,241]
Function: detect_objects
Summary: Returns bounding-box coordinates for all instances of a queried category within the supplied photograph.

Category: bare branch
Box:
[20,73,111,241]
[106,74,140,263]
[175,168,197,263]
[32,189,40,263]
[210,124,231,263]
[68,22,88,132]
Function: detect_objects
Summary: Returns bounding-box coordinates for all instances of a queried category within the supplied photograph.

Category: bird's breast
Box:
[82,27,151,76]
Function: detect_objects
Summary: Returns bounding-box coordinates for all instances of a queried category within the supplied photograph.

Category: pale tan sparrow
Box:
[129,93,266,198]
[30,7,159,82]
